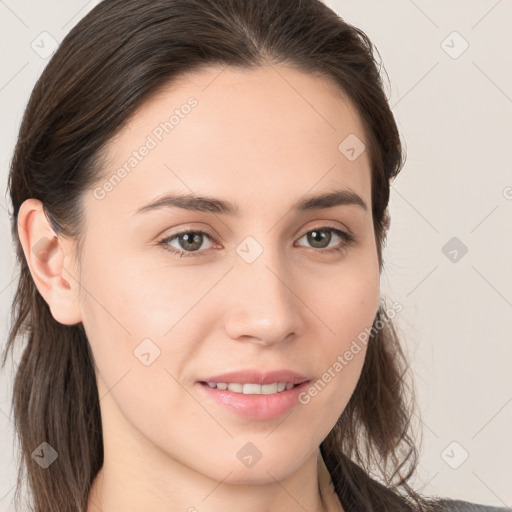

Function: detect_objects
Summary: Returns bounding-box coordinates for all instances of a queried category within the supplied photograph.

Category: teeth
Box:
[205,381,297,395]
[261,383,277,394]
[243,383,261,394]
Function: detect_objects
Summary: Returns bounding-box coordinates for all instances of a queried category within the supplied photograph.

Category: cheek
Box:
[79,250,210,351]
[78,251,230,435]
[78,255,201,441]
[308,248,381,348]
[298,250,380,412]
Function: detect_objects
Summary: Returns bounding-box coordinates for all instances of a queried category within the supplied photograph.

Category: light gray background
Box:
[1,0,511,509]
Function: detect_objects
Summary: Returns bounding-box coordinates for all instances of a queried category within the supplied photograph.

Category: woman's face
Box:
[76,64,380,483]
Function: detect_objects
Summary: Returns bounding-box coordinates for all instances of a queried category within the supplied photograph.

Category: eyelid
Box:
[294,224,356,251]
[158,227,220,255]
[157,223,220,245]
[158,222,356,258]
[298,222,354,241]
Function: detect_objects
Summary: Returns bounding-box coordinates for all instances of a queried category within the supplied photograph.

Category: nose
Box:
[221,249,305,346]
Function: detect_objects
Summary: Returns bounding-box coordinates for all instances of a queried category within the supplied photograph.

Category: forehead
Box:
[90,64,372,218]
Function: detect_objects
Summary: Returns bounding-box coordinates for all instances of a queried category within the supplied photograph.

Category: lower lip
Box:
[196,381,310,420]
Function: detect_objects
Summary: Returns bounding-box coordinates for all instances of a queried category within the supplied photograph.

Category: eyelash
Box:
[158,225,356,259]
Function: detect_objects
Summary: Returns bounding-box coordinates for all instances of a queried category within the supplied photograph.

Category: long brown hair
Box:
[2,0,441,510]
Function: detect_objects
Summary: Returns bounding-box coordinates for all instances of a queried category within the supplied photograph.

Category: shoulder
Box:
[429,498,511,512]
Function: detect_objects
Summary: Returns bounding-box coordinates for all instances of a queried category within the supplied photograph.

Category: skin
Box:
[18,64,380,512]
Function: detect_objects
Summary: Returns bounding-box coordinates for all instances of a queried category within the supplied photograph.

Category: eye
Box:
[158,225,355,258]
[158,229,217,258]
[295,226,355,254]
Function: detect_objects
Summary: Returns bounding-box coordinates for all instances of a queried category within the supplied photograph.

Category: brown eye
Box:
[306,229,332,249]
[158,229,217,258]
[296,227,354,252]
[175,232,206,251]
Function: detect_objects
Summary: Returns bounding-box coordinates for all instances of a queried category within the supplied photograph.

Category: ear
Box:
[16,198,82,325]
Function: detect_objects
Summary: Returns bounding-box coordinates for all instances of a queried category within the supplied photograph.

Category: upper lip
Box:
[198,369,310,385]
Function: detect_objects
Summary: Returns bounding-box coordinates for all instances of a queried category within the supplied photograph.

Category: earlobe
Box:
[16,198,82,325]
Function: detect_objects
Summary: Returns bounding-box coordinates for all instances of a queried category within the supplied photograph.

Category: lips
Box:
[198,369,310,386]
[197,378,311,420]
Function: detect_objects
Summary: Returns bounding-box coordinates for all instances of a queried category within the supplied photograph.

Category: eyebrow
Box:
[134,188,367,216]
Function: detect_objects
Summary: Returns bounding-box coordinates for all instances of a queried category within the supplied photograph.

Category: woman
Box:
[2,0,507,511]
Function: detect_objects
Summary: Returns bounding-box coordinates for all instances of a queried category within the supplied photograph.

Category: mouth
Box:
[198,381,302,395]
[195,371,311,420]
